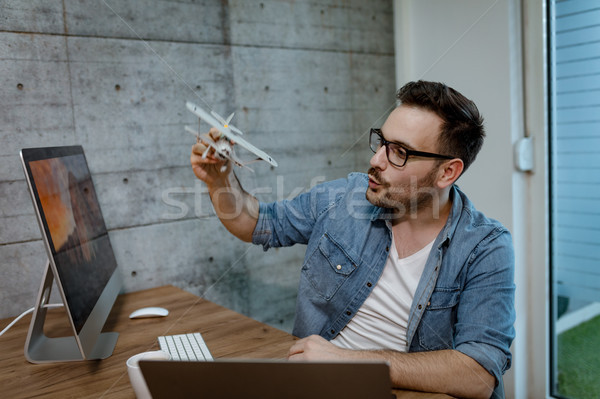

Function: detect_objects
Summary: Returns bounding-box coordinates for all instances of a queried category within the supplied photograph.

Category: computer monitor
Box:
[20,145,122,363]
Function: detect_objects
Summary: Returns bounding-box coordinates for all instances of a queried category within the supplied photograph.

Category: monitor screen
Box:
[24,148,117,333]
[21,146,121,362]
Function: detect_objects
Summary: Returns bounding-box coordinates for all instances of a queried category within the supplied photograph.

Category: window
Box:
[549,1,600,398]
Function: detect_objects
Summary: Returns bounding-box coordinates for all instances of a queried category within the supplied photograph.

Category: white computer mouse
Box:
[129,306,169,319]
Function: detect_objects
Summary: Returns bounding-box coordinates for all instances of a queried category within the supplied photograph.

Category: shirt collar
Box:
[435,185,463,248]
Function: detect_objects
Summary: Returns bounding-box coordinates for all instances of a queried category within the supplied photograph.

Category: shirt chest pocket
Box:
[417,288,460,351]
[302,233,358,301]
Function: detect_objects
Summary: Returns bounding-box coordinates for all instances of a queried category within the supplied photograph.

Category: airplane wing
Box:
[186,102,278,167]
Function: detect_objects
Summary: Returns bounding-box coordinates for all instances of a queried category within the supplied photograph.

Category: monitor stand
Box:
[24,260,119,363]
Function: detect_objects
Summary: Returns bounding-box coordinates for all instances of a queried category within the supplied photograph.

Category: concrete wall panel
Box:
[64,0,228,44]
[0,1,65,34]
[230,0,393,53]
[0,33,74,182]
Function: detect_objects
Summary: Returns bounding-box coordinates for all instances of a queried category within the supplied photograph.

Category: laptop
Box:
[139,359,394,399]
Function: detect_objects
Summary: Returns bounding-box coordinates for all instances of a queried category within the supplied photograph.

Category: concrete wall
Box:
[0,0,395,332]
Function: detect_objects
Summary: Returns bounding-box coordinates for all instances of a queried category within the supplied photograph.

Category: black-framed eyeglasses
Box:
[369,128,455,168]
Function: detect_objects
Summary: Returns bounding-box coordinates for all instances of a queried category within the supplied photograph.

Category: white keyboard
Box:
[158,332,213,361]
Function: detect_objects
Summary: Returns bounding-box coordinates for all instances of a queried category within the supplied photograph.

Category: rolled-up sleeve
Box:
[252,177,351,251]
[454,228,516,386]
[252,198,315,250]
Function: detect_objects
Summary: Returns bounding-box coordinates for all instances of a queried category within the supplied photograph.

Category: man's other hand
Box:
[287,335,357,361]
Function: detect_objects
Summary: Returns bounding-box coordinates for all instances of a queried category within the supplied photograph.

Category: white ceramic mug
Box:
[126,350,171,398]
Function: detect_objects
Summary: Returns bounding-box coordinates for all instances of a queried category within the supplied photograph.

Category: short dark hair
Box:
[396,80,485,173]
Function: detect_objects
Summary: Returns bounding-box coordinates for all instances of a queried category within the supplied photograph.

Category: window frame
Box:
[547,0,559,395]
[520,0,551,397]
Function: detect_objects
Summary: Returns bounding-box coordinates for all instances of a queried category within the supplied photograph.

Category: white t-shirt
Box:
[332,234,434,352]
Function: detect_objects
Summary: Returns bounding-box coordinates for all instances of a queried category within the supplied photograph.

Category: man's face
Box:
[366,105,445,216]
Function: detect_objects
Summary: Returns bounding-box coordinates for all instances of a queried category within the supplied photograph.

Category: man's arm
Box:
[190,128,258,242]
[288,335,494,399]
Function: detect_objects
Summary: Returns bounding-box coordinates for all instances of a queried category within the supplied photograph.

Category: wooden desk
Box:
[0,285,451,398]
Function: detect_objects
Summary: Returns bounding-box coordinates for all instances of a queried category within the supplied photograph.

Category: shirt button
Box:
[385,246,389,252]
[336,264,342,270]
[346,311,351,316]
[418,304,422,310]
[330,329,335,334]
[367,282,372,287]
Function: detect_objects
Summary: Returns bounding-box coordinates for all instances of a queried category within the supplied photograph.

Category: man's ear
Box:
[437,158,464,189]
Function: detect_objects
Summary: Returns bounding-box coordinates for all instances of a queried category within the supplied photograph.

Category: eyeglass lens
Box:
[369,130,406,167]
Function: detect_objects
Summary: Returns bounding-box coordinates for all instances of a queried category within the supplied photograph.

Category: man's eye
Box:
[390,145,406,158]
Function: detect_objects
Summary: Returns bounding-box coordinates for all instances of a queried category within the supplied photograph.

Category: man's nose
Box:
[370,146,388,170]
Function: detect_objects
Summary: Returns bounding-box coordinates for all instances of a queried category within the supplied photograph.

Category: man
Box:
[191,81,515,399]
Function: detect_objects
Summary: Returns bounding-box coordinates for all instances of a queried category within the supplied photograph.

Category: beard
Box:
[366,165,440,217]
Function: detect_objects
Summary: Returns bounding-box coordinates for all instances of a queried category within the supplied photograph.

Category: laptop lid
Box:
[139,359,393,399]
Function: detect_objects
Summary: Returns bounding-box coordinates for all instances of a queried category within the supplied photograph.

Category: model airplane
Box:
[186,101,278,169]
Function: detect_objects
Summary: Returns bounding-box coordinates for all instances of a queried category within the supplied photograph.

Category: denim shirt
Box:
[252,173,515,397]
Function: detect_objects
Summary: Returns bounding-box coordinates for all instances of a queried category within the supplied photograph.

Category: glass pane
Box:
[549,1,600,398]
